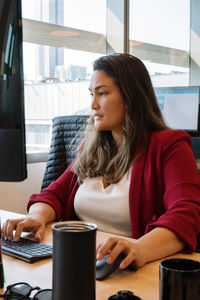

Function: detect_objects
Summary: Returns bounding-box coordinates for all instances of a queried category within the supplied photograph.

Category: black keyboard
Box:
[1,237,53,263]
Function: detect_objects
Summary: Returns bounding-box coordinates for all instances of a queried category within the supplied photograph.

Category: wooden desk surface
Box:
[1,209,200,300]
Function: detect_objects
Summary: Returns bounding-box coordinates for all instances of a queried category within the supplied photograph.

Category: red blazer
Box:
[28,129,200,250]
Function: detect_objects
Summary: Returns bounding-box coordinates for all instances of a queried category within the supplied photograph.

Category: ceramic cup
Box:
[159,258,200,300]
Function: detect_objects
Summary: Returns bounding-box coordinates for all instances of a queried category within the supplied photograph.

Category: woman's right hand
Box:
[2,203,56,242]
[1,216,46,242]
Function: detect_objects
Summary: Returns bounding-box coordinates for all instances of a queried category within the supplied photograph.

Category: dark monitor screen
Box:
[154,86,200,135]
[0,0,27,181]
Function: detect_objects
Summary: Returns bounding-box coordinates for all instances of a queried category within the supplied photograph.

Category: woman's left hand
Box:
[96,236,145,269]
[96,228,186,269]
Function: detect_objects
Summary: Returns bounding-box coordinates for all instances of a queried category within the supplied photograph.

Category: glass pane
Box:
[129,0,189,50]
[22,0,106,153]
[22,0,106,34]
[129,0,190,87]
[23,43,101,152]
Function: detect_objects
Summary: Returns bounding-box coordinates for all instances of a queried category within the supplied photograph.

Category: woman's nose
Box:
[91,94,99,110]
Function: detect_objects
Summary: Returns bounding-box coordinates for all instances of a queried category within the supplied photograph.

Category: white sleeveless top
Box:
[74,169,132,237]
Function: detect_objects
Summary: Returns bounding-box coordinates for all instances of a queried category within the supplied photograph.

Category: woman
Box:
[2,53,200,269]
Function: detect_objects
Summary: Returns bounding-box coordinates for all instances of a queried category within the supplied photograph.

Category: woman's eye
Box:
[99,92,106,96]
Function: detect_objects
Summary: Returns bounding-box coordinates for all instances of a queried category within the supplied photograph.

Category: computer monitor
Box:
[154,86,200,136]
[0,0,27,181]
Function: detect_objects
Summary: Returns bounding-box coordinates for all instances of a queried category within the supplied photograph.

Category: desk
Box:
[1,209,200,300]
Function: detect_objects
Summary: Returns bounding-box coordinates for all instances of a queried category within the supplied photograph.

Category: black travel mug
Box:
[52,221,97,300]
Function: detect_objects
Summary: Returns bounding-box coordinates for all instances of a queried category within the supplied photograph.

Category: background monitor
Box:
[154,86,200,136]
[0,0,27,181]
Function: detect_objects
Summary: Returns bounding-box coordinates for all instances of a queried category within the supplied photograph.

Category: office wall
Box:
[0,162,46,214]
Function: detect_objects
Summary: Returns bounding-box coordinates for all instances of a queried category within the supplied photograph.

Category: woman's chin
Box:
[94,121,104,131]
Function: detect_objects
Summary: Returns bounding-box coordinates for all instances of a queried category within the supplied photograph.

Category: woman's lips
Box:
[94,114,103,120]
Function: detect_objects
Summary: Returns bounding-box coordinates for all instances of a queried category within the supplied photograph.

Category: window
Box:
[22,0,106,153]
[23,0,192,155]
[129,0,190,87]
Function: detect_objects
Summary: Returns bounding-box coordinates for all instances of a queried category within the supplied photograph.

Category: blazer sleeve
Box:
[148,131,200,250]
[27,162,79,221]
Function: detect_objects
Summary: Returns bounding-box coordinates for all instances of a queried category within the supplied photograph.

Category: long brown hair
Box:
[72,53,168,184]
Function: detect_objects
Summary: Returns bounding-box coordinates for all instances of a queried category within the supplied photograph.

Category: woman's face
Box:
[89,70,125,137]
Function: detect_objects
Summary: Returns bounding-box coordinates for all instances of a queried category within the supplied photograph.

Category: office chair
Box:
[41,115,89,191]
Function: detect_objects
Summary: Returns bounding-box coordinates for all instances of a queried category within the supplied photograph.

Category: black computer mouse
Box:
[96,252,138,280]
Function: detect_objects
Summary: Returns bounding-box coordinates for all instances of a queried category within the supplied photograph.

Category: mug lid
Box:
[52,221,97,232]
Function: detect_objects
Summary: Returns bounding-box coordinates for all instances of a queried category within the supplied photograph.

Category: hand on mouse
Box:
[96,236,145,269]
[96,227,186,269]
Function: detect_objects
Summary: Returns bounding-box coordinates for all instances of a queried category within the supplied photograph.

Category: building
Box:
[38,0,64,79]
[49,0,64,78]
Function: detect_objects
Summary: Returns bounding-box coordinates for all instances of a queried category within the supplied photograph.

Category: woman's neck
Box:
[112,130,123,149]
